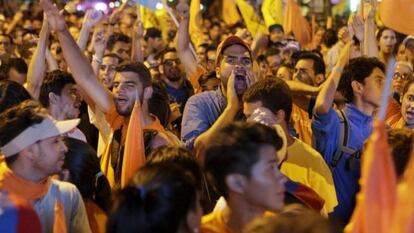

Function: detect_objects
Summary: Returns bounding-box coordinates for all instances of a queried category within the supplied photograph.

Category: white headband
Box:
[1,117,80,157]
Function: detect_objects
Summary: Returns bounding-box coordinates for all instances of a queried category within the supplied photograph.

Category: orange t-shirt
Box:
[291,104,313,146]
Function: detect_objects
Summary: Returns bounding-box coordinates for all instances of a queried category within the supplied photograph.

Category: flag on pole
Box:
[261,0,284,28]
[283,0,311,46]
[235,0,268,38]
[121,95,145,188]
[190,0,205,46]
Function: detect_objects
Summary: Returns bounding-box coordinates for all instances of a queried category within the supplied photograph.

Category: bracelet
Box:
[332,66,344,73]
[92,55,103,64]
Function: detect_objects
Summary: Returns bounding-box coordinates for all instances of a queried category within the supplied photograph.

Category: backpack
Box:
[330,109,361,171]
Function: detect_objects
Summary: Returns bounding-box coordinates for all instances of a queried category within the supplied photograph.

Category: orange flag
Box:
[380,0,414,35]
[121,99,145,188]
[283,0,311,46]
[345,121,397,233]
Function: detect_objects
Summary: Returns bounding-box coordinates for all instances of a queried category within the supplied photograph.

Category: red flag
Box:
[345,121,397,233]
[121,100,145,188]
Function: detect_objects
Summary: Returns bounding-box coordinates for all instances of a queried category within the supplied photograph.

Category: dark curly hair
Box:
[338,57,385,103]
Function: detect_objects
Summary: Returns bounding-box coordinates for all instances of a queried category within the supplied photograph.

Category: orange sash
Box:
[0,162,67,233]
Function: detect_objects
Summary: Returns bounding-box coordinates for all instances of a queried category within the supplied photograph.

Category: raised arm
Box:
[314,43,351,115]
[286,80,321,111]
[91,27,107,76]
[77,9,103,51]
[364,0,379,57]
[41,0,114,113]
[176,2,198,77]
[131,19,144,62]
[25,13,49,100]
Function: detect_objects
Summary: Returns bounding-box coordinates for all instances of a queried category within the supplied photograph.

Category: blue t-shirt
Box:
[312,104,373,223]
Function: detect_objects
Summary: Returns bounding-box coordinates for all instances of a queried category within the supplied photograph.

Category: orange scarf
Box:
[0,162,67,233]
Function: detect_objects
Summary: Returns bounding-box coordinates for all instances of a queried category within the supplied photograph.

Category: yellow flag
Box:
[235,0,268,38]
[261,0,284,28]
[223,0,241,26]
[189,0,204,46]
[141,6,159,28]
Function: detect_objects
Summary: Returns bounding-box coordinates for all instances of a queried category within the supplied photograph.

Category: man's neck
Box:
[225,199,266,233]
[48,105,65,120]
[352,98,375,116]
[280,122,295,147]
[164,77,184,89]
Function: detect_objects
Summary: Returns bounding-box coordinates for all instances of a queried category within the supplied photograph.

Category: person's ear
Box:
[216,65,221,80]
[274,109,286,124]
[315,74,325,86]
[48,92,60,105]
[143,86,153,101]
[351,80,364,96]
[225,174,247,195]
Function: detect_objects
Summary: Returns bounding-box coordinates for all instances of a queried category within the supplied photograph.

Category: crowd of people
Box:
[0,0,413,232]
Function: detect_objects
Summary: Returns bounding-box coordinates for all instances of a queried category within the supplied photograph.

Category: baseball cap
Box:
[215,35,252,67]
[1,116,80,157]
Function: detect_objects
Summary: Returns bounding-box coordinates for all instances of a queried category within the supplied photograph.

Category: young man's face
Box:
[360,67,386,108]
[99,56,119,89]
[243,144,286,212]
[206,50,217,73]
[392,64,412,94]
[59,83,81,119]
[401,83,414,126]
[217,44,252,90]
[112,41,130,62]
[162,51,184,82]
[112,71,144,116]
[266,54,282,77]
[148,37,164,52]
[0,35,12,56]
[293,59,316,86]
[32,136,67,177]
[269,29,284,43]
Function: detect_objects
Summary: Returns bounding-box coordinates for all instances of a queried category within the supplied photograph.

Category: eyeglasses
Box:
[393,72,412,80]
[163,59,181,66]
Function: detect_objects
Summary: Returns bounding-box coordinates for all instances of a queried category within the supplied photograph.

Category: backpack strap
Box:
[331,109,356,168]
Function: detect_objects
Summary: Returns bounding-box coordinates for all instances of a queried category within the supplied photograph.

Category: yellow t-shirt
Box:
[281,138,338,214]
[291,104,313,146]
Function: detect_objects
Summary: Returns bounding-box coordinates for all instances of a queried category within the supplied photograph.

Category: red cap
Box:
[215,35,252,67]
